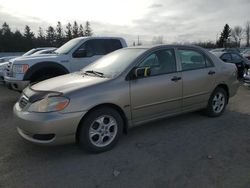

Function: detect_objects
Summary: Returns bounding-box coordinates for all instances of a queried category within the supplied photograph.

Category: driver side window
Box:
[74,39,107,58]
[138,49,176,76]
[77,39,101,57]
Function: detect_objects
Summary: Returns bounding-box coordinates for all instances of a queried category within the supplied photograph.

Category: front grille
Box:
[19,95,29,109]
[6,61,13,77]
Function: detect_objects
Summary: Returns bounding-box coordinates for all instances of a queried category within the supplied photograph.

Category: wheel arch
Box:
[23,61,69,81]
[215,83,229,103]
[75,103,128,143]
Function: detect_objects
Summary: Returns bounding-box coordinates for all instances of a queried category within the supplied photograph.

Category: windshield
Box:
[82,48,147,78]
[55,38,82,54]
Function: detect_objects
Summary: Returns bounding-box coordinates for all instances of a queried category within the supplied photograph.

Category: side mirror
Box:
[133,67,151,79]
[73,49,87,58]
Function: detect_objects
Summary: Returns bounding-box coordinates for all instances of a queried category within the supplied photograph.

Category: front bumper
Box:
[14,102,86,145]
[4,76,30,91]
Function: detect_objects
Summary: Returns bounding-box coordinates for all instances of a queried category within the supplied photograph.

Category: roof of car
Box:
[211,52,225,57]
[126,44,205,50]
[212,51,242,57]
[75,36,126,40]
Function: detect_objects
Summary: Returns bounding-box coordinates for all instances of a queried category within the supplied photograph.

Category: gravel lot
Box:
[0,84,250,188]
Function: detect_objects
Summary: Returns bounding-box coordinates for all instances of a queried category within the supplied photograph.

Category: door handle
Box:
[208,70,216,75]
[171,76,182,82]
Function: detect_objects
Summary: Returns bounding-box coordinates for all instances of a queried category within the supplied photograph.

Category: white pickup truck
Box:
[4,37,127,91]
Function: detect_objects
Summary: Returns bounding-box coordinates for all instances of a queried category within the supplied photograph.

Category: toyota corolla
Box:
[13,45,239,153]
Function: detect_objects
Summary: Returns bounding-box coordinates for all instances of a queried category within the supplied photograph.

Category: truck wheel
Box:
[78,107,123,153]
[205,87,227,117]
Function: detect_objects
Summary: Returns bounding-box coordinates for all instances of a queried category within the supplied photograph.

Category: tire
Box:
[205,87,228,117]
[78,107,124,153]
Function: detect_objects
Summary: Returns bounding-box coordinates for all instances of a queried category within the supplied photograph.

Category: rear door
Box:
[130,48,182,124]
[177,48,217,111]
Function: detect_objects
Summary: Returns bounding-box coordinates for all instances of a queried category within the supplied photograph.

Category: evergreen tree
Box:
[216,24,231,48]
[84,21,93,36]
[0,22,12,52]
[0,21,96,52]
[56,21,64,46]
[65,23,72,40]
[36,27,46,47]
[23,25,35,51]
[24,25,34,39]
[1,22,11,35]
[46,26,56,46]
[37,27,45,40]
[12,30,24,51]
[79,24,84,37]
[0,22,13,51]
[72,21,79,38]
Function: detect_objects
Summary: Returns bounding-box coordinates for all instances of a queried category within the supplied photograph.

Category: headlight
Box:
[28,95,69,112]
[12,64,29,73]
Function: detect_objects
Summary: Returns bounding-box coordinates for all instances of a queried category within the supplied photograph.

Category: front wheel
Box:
[205,87,227,117]
[78,107,123,153]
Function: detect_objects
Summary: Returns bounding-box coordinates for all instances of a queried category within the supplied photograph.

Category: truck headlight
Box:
[28,96,69,112]
[12,64,29,73]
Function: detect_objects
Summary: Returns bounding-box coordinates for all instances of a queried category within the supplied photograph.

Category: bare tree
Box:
[152,36,164,45]
[231,26,243,47]
[245,21,250,47]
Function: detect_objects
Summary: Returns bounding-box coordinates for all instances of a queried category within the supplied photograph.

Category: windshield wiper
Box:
[84,70,105,77]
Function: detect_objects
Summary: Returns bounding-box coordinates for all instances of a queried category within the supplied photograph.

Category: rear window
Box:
[103,39,123,53]
[221,53,232,61]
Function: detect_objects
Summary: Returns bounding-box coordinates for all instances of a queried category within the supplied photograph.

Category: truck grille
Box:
[6,61,13,77]
[19,95,29,109]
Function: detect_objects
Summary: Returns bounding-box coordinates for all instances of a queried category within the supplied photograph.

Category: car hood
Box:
[12,53,60,62]
[0,56,19,62]
[30,72,109,94]
[0,62,9,66]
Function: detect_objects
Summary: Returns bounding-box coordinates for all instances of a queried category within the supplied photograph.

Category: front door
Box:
[130,48,182,124]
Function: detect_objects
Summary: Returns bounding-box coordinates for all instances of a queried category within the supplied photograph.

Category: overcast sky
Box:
[0,0,249,45]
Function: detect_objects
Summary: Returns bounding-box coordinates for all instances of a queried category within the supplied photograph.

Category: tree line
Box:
[1,20,250,52]
[0,21,93,52]
[196,21,250,49]
[150,21,250,49]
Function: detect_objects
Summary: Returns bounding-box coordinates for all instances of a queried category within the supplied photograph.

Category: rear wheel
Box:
[78,107,123,153]
[205,87,227,117]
